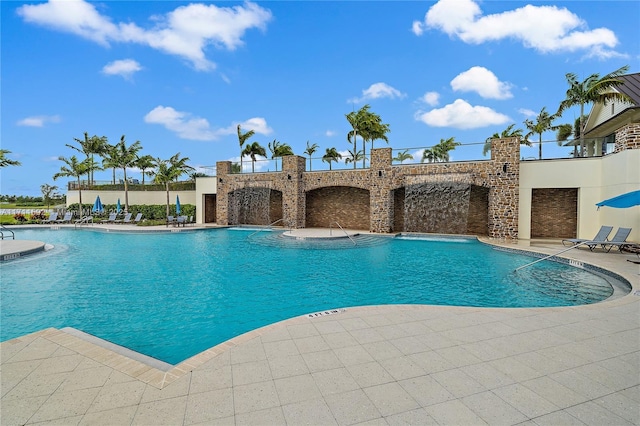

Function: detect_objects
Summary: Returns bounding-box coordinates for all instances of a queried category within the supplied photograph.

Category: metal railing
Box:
[0,224,15,240]
[247,218,289,238]
[330,222,356,245]
[515,241,588,271]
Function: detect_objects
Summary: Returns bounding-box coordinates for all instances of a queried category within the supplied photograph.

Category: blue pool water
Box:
[1,228,616,364]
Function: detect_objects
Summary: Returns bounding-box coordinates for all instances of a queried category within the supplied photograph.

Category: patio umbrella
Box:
[116,198,121,214]
[176,195,181,215]
[596,190,640,210]
[92,196,104,213]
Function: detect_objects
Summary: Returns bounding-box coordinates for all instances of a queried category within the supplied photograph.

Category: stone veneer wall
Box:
[530,188,577,238]
[614,122,640,152]
[217,137,520,239]
[305,187,370,229]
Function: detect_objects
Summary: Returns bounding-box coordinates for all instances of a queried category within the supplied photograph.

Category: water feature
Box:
[404,182,471,234]
[229,187,272,225]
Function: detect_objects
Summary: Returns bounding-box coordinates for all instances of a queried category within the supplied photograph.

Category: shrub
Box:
[30,211,48,221]
[13,213,27,223]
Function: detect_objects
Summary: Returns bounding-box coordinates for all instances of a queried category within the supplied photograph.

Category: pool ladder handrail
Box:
[330,221,356,245]
[247,218,290,239]
[0,224,15,240]
[515,241,589,271]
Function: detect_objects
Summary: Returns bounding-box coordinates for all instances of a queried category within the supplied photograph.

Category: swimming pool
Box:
[1,228,619,364]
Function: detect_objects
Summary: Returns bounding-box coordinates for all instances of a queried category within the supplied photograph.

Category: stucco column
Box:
[215,161,231,226]
[369,148,394,233]
[488,138,520,239]
[281,155,306,229]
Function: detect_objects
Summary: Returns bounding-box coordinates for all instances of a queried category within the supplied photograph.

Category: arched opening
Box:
[228,187,283,226]
[305,186,370,229]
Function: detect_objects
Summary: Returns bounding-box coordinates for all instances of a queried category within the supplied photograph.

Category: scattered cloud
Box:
[144,106,272,141]
[17,115,61,127]
[17,0,273,71]
[415,99,510,129]
[451,66,513,100]
[348,82,406,104]
[420,91,440,106]
[518,108,537,117]
[413,0,621,58]
[102,59,142,79]
[325,130,336,137]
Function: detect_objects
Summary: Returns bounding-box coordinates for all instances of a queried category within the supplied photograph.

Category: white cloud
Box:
[348,82,406,104]
[17,115,61,127]
[17,0,272,71]
[420,91,440,106]
[450,67,513,100]
[102,59,142,79]
[411,21,425,36]
[416,0,620,57]
[144,106,272,141]
[518,108,537,117]
[325,130,336,137]
[415,99,510,129]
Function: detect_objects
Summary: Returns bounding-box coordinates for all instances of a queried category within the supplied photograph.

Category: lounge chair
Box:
[74,216,93,226]
[167,215,175,227]
[114,212,132,224]
[585,227,633,252]
[562,225,613,247]
[131,213,143,224]
[55,212,73,224]
[101,213,117,223]
[42,212,58,224]
[176,215,187,227]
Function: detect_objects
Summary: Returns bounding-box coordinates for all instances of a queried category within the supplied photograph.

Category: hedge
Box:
[67,203,195,220]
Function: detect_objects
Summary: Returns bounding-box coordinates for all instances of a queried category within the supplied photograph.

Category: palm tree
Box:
[345,105,370,169]
[135,154,155,184]
[66,132,107,185]
[231,163,242,173]
[556,65,630,156]
[40,183,58,210]
[483,124,527,156]
[101,144,119,184]
[322,147,342,170]
[524,107,562,160]
[360,112,390,168]
[242,141,266,173]
[113,136,142,212]
[421,148,438,163]
[304,141,319,171]
[53,155,88,215]
[344,148,364,167]
[237,124,255,172]
[268,140,293,171]
[435,137,460,162]
[393,150,413,164]
[153,153,194,219]
[0,149,21,167]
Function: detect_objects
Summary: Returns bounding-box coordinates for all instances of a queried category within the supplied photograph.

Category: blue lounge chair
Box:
[585,227,633,252]
[42,212,58,224]
[133,213,143,223]
[562,226,613,247]
[101,213,117,223]
[55,212,73,224]
[114,212,132,224]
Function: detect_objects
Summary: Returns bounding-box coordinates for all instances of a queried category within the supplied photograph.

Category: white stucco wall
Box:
[66,190,196,208]
[519,149,640,241]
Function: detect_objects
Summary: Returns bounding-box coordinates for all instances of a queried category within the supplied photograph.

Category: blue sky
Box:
[2,0,638,196]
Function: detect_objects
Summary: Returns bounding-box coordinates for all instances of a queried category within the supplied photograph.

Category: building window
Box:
[604,133,616,155]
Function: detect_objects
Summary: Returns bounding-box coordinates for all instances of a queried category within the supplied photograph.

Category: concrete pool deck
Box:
[1,234,639,425]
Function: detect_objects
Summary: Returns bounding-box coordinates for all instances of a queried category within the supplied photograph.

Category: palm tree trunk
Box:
[77,177,83,216]
[123,168,129,212]
[539,135,543,160]
[165,182,170,220]
[362,139,366,168]
[579,103,585,157]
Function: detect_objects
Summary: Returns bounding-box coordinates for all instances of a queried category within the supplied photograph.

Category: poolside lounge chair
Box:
[562,225,613,247]
[55,212,73,224]
[176,215,187,227]
[585,227,633,252]
[167,215,175,227]
[114,212,132,224]
[42,212,58,224]
[101,213,117,223]
[132,213,143,224]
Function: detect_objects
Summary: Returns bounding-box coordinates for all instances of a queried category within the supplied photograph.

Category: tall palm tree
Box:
[135,154,155,184]
[435,137,460,162]
[304,141,319,171]
[268,140,293,171]
[483,124,527,156]
[393,150,413,164]
[0,149,21,167]
[153,153,194,219]
[66,132,107,185]
[101,144,119,184]
[421,148,438,163]
[113,136,142,211]
[322,147,342,170]
[53,155,88,214]
[361,112,390,168]
[524,107,562,160]
[237,124,255,172]
[242,141,266,173]
[556,65,630,156]
[344,148,364,167]
[345,105,370,169]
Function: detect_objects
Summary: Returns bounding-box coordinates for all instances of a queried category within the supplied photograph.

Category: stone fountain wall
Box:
[216,138,520,239]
